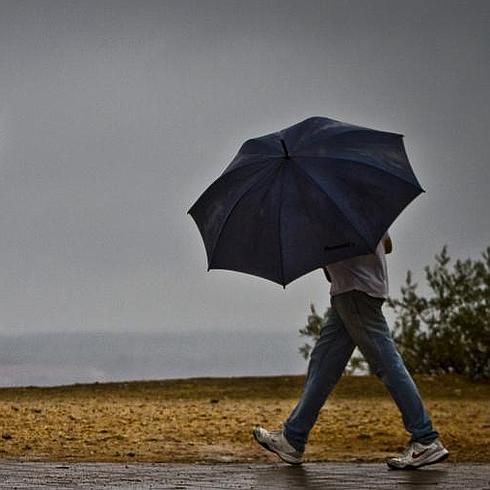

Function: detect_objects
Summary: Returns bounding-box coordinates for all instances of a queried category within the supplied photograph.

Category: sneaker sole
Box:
[387,450,449,470]
[252,430,303,465]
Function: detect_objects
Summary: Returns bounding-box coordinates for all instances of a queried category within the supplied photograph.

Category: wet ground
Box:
[0,461,489,489]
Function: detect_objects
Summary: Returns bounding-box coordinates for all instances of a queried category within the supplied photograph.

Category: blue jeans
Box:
[283,289,439,452]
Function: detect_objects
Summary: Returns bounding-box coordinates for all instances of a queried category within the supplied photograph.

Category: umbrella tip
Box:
[280,138,290,159]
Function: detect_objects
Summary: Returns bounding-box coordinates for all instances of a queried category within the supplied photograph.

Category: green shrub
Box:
[387,245,489,379]
[299,246,490,379]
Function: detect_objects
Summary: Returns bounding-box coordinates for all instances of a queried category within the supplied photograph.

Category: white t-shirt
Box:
[325,232,390,298]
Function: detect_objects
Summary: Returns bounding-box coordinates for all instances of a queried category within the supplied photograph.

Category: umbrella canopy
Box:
[188,116,424,288]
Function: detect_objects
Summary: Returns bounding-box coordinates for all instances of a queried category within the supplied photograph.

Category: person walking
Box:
[253,232,449,470]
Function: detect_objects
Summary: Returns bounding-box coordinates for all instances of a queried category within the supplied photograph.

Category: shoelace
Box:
[269,430,283,441]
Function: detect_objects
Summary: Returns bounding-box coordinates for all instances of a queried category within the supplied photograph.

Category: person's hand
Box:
[384,235,393,254]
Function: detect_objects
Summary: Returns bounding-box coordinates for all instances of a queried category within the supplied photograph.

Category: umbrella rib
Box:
[295,154,422,190]
[291,124,368,152]
[290,164,331,262]
[277,164,286,288]
[221,155,278,178]
[207,160,280,269]
[292,162,374,252]
[296,128,402,153]
[326,127,404,139]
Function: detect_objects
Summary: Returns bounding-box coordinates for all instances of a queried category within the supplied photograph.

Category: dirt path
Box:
[1,461,489,489]
[0,374,489,464]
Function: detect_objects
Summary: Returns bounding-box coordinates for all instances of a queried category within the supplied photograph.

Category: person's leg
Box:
[282,305,356,452]
[333,290,439,444]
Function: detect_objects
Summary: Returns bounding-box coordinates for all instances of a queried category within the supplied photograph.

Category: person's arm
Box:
[384,234,393,254]
[322,266,332,282]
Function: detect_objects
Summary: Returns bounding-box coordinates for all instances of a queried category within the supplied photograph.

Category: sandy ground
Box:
[0,374,488,463]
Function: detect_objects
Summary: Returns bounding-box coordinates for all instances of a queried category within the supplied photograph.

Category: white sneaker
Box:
[253,426,303,465]
[386,438,449,470]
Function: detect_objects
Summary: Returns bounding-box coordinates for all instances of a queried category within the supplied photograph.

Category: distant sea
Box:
[0,330,310,387]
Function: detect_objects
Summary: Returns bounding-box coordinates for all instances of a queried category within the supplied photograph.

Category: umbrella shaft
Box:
[280,139,290,159]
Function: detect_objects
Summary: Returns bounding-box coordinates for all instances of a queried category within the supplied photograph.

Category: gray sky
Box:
[0,0,488,336]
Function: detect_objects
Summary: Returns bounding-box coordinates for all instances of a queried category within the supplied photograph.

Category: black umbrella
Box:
[188,116,423,288]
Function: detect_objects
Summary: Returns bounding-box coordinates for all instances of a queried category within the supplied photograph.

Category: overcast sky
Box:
[0,0,488,336]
